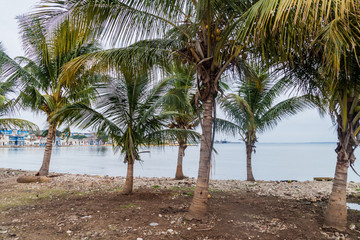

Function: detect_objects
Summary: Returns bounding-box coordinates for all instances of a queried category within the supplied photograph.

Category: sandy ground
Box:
[0,168,360,239]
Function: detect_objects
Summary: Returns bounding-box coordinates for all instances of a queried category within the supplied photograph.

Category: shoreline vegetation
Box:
[1,168,360,239]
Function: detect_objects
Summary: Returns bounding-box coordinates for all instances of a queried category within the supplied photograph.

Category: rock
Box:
[0,230,7,234]
[349,224,356,230]
[167,229,174,234]
[149,222,159,227]
[137,238,143,240]
[68,215,78,221]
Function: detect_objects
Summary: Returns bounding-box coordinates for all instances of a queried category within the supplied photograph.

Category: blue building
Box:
[9,135,25,146]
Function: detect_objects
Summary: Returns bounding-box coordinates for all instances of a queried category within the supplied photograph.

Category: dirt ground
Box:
[0,171,359,240]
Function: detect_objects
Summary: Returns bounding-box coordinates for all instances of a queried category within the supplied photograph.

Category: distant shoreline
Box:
[0,144,112,148]
[0,142,338,149]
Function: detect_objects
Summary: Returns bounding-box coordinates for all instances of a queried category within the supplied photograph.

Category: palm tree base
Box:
[121,189,133,195]
[174,175,188,180]
[36,170,49,176]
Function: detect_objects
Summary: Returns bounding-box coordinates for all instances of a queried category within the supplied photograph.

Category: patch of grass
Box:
[355,188,360,191]
[108,225,119,231]
[76,191,87,196]
[120,203,136,208]
[0,189,70,211]
[112,187,123,192]
[172,186,180,190]
[209,188,222,193]
[183,192,194,196]
[152,185,160,189]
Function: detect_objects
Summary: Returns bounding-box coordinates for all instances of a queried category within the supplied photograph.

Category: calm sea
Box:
[1,143,360,182]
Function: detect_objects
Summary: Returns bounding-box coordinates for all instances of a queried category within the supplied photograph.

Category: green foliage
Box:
[159,63,200,145]
[55,70,199,164]
[72,135,87,140]
[0,16,101,134]
[219,63,311,145]
[0,44,38,131]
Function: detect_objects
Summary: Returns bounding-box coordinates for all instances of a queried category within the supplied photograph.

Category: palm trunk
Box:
[246,144,255,181]
[37,123,55,176]
[324,148,350,230]
[122,161,134,194]
[188,96,213,218]
[175,143,187,180]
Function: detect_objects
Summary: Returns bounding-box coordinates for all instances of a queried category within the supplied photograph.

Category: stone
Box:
[149,222,159,227]
[349,224,356,230]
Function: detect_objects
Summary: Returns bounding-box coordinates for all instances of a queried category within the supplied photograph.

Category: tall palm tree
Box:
[160,63,200,179]
[218,64,311,181]
[56,71,198,194]
[0,17,100,176]
[0,43,38,131]
[242,0,360,230]
[32,0,254,218]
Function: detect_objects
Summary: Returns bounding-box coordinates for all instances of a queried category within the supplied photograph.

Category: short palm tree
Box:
[160,63,200,179]
[0,17,99,176]
[0,43,38,131]
[32,0,254,218]
[242,0,360,230]
[57,71,198,194]
[218,64,311,181]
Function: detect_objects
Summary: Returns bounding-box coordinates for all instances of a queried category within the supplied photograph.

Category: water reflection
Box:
[88,146,108,155]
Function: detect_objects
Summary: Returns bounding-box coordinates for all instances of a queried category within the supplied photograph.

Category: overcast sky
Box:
[0,0,337,142]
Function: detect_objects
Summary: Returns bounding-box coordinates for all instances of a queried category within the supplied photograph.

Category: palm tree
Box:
[160,63,200,179]
[0,17,100,176]
[56,71,198,194]
[32,0,254,218]
[218,64,311,181]
[0,43,38,131]
[242,0,360,230]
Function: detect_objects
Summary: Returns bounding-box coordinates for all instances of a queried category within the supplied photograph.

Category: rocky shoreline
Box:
[1,168,360,203]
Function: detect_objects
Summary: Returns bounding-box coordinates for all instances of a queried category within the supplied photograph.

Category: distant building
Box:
[0,130,29,146]
[0,134,9,146]
[0,129,107,147]
[9,135,25,146]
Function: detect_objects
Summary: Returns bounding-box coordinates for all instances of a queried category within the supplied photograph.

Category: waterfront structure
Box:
[0,129,108,147]
[0,130,29,146]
